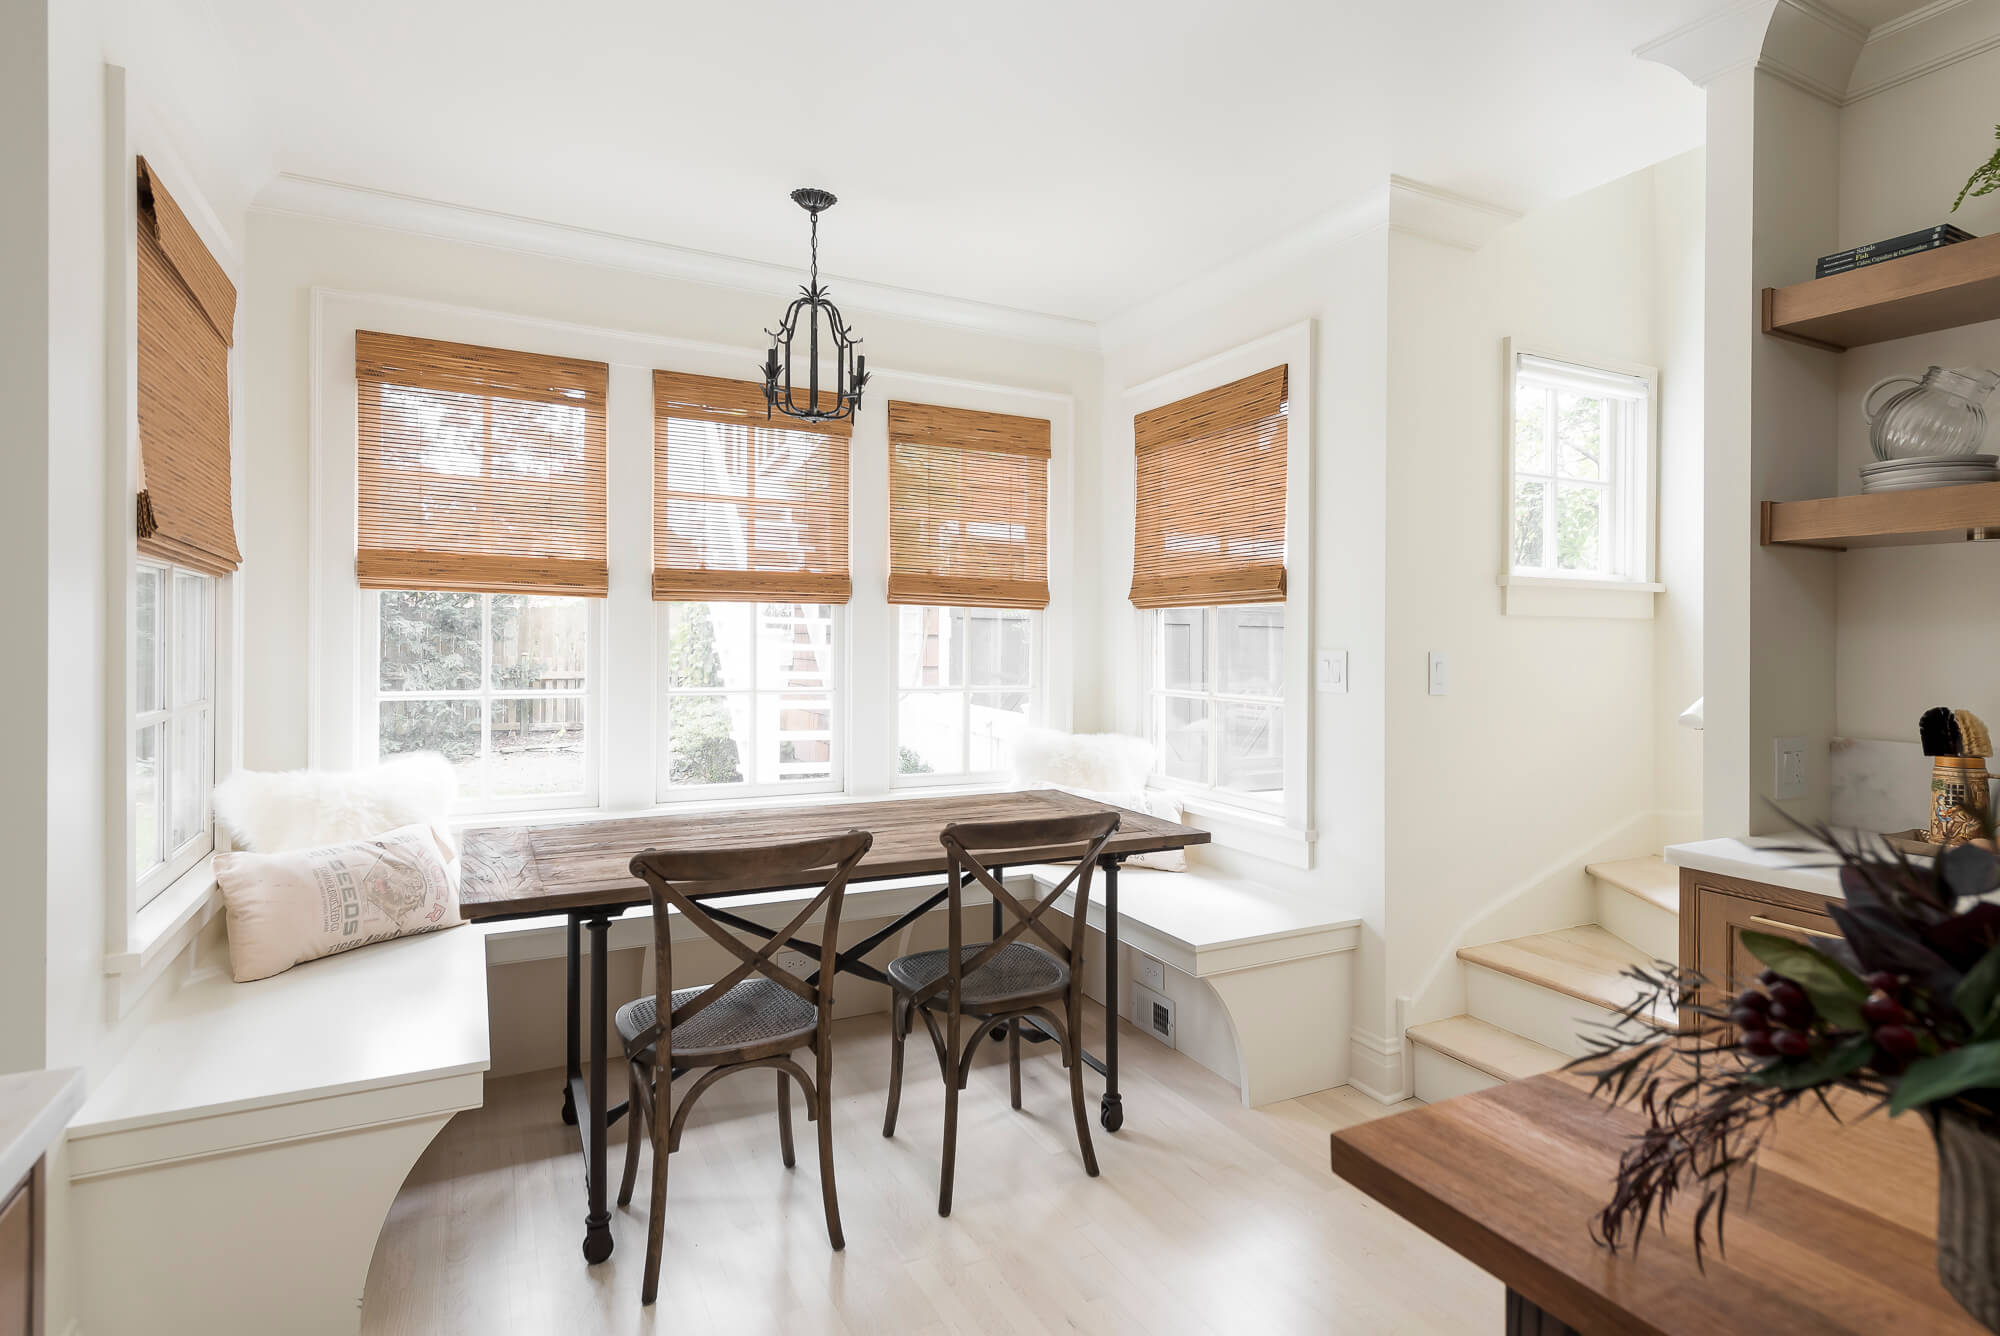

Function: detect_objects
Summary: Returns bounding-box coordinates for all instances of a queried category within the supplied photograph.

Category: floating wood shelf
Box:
[1762,232,2000,350]
[1762,481,2000,549]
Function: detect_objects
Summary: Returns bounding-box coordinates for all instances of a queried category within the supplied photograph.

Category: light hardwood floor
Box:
[362,1012,1498,1334]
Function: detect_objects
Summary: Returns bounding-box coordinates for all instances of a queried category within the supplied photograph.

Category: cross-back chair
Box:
[618,828,871,1306]
[880,808,1120,1216]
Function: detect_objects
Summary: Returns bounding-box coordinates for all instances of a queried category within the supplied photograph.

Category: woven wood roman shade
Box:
[885,401,1050,609]
[652,370,852,602]
[1129,365,1288,609]
[354,332,609,597]
[136,157,240,576]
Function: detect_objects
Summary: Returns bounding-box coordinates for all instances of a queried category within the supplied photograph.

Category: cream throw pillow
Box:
[215,821,464,983]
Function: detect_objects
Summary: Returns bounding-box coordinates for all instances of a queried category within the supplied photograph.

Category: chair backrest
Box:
[929,810,1120,1007]
[627,829,872,1058]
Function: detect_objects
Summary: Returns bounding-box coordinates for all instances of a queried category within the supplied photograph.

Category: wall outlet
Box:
[1316,648,1348,693]
[1132,982,1177,1049]
[774,949,815,976]
[1134,953,1166,993]
[1773,736,1808,802]
[1428,651,1448,696]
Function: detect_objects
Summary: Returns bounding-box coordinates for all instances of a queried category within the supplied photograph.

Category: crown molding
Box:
[251,173,1101,351]
[1386,175,1522,250]
[1638,0,2000,105]
[1845,0,2000,102]
[1097,189,1391,352]
[1635,0,1782,88]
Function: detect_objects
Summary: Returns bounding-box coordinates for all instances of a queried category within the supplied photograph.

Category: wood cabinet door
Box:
[0,1165,34,1336]
[1681,871,1842,1030]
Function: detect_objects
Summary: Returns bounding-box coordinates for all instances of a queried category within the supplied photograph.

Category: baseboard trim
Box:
[1347,1025,1409,1104]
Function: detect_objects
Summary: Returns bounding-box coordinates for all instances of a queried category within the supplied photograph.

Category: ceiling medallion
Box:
[761,187,867,424]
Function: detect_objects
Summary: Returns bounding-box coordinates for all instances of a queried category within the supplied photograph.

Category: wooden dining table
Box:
[457,788,1209,1265]
[1329,1071,1982,1335]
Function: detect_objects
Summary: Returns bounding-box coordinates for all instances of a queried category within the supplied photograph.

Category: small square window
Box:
[1507,350,1654,585]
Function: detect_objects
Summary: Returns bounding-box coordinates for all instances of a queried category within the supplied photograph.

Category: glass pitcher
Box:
[1862,366,2000,461]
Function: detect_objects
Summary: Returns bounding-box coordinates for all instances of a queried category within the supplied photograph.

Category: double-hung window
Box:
[132,157,238,902]
[1129,365,1290,808]
[885,400,1051,782]
[653,372,850,798]
[354,332,609,812]
[1507,348,1654,584]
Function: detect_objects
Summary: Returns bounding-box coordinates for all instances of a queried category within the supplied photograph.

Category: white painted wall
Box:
[1384,156,1705,1039]
[1093,160,1704,1094]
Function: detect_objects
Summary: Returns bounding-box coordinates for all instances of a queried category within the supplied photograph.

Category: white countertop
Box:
[1665,832,1919,899]
[0,1068,84,1192]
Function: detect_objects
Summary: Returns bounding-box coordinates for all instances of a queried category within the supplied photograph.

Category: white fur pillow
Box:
[1011,727,1156,793]
[214,822,462,983]
[213,753,458,855]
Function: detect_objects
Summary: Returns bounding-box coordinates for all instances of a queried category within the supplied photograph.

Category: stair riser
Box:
[1464,965,1624,1059]
[1412,1044,1504,1103]
[1594,883,1679,964]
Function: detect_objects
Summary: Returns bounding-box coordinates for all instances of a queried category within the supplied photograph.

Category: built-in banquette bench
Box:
[63,852,1352,1334]
[67,926,487,1336]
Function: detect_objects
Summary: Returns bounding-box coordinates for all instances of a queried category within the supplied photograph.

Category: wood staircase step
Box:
[1458,925,1677,1029]
[1585,855,1678,914]
[1406,1017,1567,1083]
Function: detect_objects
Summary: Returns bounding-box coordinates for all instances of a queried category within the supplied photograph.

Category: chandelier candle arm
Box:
[761,187,867,425]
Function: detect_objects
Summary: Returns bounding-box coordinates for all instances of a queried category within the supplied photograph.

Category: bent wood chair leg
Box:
[1008,1018,1022,1110]
[618,1061,647,1207]
[1065,993,1099,1178]
[939,1005,962,1217]
[641,1074,670,1305]
[815,1034,844,1250]
[884,994,910,1137]
[777,1070,795,1169]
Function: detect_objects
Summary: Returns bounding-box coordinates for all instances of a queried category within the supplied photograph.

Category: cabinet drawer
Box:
[1680,871,1843,1027]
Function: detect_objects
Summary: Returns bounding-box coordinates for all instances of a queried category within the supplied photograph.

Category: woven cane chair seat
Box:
[886,942,1070,1011]
[616,978,817,1064]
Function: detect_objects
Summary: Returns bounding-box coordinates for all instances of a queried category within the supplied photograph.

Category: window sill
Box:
[104,855,225,1016]
[1499,574,1663,620]
[1159,791,1314,869]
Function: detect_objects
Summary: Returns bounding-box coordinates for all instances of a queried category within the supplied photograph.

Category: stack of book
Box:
[1816,224,1975,278]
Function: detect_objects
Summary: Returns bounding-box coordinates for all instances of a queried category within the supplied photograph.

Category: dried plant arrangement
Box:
[1569,823,2000,1289]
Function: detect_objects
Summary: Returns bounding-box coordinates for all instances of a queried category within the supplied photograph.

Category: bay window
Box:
[660,601,840,795]
[1146,605,1283,805]
[894,606,1037,782]
[135,561,216,900]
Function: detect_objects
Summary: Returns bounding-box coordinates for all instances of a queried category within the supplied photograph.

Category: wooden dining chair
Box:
[617,828,871,1306]
[880,808,1120,1216]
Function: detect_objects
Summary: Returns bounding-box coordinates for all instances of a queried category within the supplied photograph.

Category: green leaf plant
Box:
[1954,124,2000,212]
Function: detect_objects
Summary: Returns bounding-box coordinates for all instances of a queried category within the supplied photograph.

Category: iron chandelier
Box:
[761,187,867,424]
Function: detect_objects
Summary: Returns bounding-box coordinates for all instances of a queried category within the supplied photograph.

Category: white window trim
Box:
[1142,606,1287,819]
[135,561,218,902]
[364,591,604,815]
[1499,338,1661,620]
[102,70,243,1010]
[309,289,1075,816]
[656,602,846,802]
[1118,321,1315,864]
[890,606,1045,790]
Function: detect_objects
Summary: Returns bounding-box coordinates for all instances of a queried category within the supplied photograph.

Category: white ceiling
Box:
[148,0,1719,324]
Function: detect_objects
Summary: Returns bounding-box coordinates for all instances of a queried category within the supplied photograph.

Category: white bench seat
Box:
[68,925,489,1336]
[1027,864,1360,1105]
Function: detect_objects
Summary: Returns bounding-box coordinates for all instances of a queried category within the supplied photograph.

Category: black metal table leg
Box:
[580,913,615,1263]
[560,915,580,1126]
[1099,855,1123,1132]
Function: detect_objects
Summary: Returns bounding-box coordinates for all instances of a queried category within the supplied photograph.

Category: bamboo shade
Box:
[885,401,1050,609]
[1129,365,1288,609]
[136,156,240,576]
[652,370,852,602]
[354,332,609,597]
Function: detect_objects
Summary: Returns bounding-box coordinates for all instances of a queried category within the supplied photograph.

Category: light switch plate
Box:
[1316,648,1348,693]
[1428,651,1448,696]
[1773,736,1808,802]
